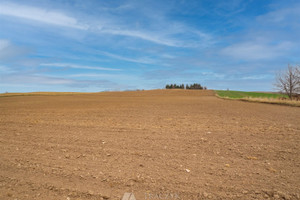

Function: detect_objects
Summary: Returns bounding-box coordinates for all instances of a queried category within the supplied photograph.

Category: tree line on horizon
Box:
[165,83,207,90]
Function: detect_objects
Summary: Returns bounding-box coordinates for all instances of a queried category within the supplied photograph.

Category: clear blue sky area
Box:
[0,0,299,92]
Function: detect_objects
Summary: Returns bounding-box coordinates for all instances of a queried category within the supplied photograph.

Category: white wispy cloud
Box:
[219,2,300,62]
[67,73,137,80]
[0,39,31,61]
[0,73,126,91]
[100,26,213,48]
[0,2,212,48]
[220,41,293,60]
[40,63,120,71]
[256,3,300,24]
[97,51,156,64]
[0,65,15,73]
[0,74,74,85]
[0,39,10,50]
[212,0,249,17]
[240,74,272,80]
[0,2,87,29]
[100,29,181,47]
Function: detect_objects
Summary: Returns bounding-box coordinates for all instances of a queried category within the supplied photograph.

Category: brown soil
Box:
[0,90,299,200]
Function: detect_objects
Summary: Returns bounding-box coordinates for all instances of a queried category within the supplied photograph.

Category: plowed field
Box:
[0,90,299,199]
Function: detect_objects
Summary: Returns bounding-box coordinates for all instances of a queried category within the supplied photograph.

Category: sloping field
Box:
[0,90,299,200]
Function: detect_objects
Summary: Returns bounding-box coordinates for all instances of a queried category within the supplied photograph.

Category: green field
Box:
[215,90,288,99]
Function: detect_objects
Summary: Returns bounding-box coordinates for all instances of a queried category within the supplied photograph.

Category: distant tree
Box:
[166,83,206,90]
[188,83,203,90]
[274,65,300,99]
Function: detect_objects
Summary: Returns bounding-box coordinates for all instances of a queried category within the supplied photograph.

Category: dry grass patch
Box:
[240,97,300,107]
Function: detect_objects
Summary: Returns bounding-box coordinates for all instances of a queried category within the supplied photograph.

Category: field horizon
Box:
[2,89,299,107]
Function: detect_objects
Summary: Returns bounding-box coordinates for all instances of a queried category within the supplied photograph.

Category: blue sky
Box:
[0,0,299,92]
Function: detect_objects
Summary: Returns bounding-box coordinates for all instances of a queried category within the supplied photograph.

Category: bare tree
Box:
[296,66,300,84]
[274,65,300,99]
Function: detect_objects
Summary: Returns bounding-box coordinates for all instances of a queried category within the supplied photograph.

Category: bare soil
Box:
[0,90,299,200]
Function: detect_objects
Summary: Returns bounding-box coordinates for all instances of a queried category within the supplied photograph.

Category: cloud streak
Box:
[100,29,183,47]
[0,2,212,48]
[97,51,156,64]
[220,41,293,60]
[0,39,31,61]
[40,63,120,71]
[0,73,121,89]
[0,2,87,29]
